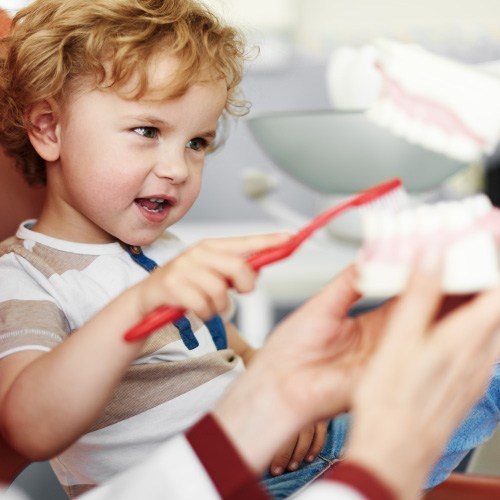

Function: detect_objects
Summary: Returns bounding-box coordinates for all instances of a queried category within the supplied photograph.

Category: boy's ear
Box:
[26,99,61,162]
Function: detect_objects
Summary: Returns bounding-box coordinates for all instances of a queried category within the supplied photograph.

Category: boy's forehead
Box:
[113,53,223,101]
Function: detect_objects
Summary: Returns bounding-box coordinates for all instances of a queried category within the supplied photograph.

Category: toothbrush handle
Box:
[124,306,186,342]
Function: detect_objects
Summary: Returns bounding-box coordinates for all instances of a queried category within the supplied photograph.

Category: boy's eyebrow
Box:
[125,115,217,138]
[125,115,171,127]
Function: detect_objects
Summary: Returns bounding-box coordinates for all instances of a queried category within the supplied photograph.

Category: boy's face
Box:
[42,56,227,245]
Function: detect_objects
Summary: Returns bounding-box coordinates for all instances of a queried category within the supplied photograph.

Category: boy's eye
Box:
[133,127,158,139]
[187,138,207,151]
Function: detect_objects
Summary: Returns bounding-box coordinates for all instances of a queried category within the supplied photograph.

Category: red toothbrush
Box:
[124,177,407,342]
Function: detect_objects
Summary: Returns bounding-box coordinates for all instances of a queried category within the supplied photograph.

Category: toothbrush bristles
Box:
[359,186,410,213]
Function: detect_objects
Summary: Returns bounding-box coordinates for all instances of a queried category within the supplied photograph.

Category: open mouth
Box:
[135,198,167,213]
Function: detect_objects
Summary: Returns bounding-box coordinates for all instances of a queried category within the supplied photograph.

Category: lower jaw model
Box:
[355,193,500,297]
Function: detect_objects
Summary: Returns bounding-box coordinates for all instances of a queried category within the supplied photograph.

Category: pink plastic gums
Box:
[377,65,488,148]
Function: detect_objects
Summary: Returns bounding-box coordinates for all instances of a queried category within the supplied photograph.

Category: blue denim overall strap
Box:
[124,243,227,351]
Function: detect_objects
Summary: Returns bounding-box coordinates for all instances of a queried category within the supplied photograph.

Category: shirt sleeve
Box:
[186,414,270,500]
[76,412,396,500]
[318,462,397,500]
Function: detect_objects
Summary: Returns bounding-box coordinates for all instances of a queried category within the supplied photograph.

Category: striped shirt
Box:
[0,221,244,497]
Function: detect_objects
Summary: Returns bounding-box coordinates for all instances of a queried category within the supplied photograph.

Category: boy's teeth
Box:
[136,198,165,212]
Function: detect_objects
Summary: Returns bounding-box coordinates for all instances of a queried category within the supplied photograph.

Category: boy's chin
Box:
[114,228,164,248]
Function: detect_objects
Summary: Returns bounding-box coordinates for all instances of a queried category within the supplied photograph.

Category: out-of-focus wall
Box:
[205,0,500,57]
[2,0,499,224]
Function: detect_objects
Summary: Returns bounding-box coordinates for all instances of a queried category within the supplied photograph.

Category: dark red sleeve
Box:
[186,414,270,500]
[324,462,397,500]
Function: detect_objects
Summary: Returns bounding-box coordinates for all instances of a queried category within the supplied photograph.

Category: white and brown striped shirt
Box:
[0,221,244,498]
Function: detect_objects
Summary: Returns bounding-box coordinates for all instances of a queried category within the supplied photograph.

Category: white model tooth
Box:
[440,200,472,231]
[389,107,412,138]
[463,194,492,219]
[420,124,448,157]
[404,118,425,144]
[446,135,481,163]
[371,98,397,127]
[379,211,396,237]
[361,212,380,240]
[415,204,440,234]
[395,208,414,237]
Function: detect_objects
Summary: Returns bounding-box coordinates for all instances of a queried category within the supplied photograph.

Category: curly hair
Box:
[0,0,250,185]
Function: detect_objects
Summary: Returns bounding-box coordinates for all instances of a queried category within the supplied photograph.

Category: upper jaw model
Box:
[355,193,500,297]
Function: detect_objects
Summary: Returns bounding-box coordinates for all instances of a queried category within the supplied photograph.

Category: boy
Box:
[1,1,497,499]
[0,1,341,498]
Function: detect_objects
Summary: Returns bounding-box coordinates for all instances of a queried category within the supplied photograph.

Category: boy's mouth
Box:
[135,198,166,213]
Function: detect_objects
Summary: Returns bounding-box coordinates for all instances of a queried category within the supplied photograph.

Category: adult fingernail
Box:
[306,455,315,462]
[288,462,299,471]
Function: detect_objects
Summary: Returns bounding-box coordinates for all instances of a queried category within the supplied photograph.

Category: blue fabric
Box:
[173,316,199,350]
[260,364,500,498]
[425,362,500,488]
[205,315,227,350]
[124,245,158,272]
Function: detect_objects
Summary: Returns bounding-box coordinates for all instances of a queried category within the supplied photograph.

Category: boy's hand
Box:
[135,232,290,320]
[269,420,328,476]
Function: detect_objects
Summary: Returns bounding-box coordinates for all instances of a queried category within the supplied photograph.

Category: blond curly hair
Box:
[0,0,250,185]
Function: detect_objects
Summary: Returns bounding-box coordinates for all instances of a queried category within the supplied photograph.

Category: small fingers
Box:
[305,421,328,463]
[286,425,316,471]
[270,436,297,476]
[184,243,258,294]
[203,232,291,257]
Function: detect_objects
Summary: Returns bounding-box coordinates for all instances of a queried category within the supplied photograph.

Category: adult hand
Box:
[213,264,391,472]
[346,251,500,500]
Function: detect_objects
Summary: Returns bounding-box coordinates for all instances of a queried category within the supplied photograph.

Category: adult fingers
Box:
[298,265,362,321]
[433,285,500,355]
[380,249,444,350]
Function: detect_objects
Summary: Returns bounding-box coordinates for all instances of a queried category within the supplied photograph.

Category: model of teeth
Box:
[367,38,500,164]
[355,193,500,297]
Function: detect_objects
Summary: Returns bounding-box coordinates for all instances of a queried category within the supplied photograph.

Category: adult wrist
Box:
[345,433,425,500]
[212,361,304,472]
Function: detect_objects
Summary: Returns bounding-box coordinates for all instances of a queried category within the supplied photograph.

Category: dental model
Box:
[356,194,500,297]
[367,38,500,163]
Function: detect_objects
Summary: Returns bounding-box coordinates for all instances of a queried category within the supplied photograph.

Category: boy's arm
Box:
[0,285,148,461]
[0,233,290,462]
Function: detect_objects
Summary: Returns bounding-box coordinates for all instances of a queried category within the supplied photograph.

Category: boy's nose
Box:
[153,151,189,184]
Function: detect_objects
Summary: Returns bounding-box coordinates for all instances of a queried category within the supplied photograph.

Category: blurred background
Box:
[3,1,500,498]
